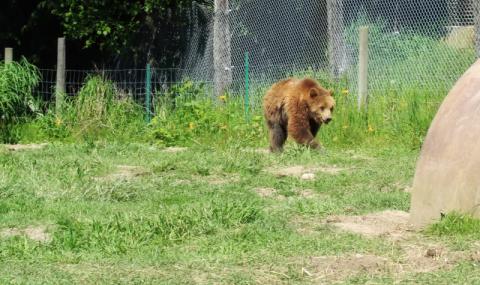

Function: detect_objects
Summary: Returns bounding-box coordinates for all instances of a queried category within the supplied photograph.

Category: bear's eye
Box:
[320,107,325,112]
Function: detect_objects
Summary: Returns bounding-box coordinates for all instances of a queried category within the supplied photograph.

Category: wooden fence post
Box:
[358,26,369,111]
[474,0,480,58]
[56,38,66,115]
[4,48,13,63]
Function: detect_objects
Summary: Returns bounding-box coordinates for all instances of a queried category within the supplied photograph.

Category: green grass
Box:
[0,58,41,143]
[2,30,479,283]
[17,75,146,143]
[2,142,480,284]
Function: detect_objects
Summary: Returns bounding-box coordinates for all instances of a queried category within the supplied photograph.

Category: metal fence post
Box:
[244,51,250,121]
[327,0,347,78]
[213,0,232,98]
[145,64,152,123]
[358,26,369,111]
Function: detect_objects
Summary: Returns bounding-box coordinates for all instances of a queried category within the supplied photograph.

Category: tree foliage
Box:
[50,0,211,67]
[0,0,211,68]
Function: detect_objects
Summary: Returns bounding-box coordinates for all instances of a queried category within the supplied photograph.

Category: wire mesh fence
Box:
[27,0,480,116]
[184,0,479,94]
[35,68,195,114]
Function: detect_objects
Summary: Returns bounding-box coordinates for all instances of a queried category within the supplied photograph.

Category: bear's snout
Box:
[324,118,332,124]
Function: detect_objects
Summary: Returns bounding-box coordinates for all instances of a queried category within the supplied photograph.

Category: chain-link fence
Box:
[35,68,195,112]
[184,0,479,97]
[27,0,480,114]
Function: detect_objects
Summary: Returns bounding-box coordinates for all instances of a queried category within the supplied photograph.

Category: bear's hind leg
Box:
[268,123,287,152]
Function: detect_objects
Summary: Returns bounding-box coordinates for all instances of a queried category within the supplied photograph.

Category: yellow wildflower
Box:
[368,125,374,132]
[55,117,63,127]
[219,95,227,102]
[341,89,349,95]
[342,125,349,129]
[189,122,195,130]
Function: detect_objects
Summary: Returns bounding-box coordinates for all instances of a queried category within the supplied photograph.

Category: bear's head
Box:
[307,87,336,125]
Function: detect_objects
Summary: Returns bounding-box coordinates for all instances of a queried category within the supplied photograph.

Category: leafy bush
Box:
[150,80,264,147]
[0,59,40,142]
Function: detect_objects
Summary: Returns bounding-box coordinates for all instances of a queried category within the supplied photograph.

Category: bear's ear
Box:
[309,88,318,98]
[328,89,334,97]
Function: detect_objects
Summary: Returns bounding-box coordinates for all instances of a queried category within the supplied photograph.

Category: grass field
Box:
[2,52,480,283]
[2,142,480,284]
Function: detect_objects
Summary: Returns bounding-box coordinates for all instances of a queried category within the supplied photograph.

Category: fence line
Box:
[6,0,478,115]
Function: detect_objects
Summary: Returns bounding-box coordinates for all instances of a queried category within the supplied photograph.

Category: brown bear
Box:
[263,78,335,152]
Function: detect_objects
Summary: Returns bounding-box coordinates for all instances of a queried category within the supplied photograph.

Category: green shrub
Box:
[150,80,265,147]
[0,58,40,142]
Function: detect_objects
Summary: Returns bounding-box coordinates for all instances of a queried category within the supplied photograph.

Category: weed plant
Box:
[19,75,146,142]
[0,58,40,142]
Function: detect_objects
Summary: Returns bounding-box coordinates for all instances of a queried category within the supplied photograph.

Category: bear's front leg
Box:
[287,118,322,149]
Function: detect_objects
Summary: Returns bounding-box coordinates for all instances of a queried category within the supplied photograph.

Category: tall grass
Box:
[16,23,460,148]
[15,73,445,149]
[145,79,444,150]
[0,58,40,142]
[318,86,444,148]
[19,75,146,142]
[70,75,145,140]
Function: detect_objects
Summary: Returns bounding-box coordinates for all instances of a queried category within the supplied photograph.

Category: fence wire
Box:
[36,68,187,109]
[30,0,479,114]
[184,0,478,94]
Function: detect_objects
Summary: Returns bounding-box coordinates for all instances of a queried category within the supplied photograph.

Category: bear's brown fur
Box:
[263,78,335,152]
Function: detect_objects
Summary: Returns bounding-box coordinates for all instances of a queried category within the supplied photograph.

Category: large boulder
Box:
[410,59,480,228]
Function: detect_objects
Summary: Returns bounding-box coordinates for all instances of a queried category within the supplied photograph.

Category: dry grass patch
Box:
[326,210,413,241]
[161,147,188,153]
[266,165,346,178]
[96,165,149,182]
[3,143,48,151]
[1,225,52,243]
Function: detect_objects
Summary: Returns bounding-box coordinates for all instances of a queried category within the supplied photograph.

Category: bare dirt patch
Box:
[1,225,52,243]
[267,165,345,178]
[399,240,462,274]
[3,143,48,151]
[302,254,392,281]
[298,247,463,282]
[254,188,320,201]
[297,188,317,198]
[97,165,149,182]
[320,210,468,276]
[253,187,286,200]
[327,210,413,241]
[161,147,188,153]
